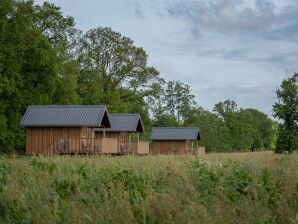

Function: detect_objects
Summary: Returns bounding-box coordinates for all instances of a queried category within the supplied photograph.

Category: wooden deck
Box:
[39,138,149,155]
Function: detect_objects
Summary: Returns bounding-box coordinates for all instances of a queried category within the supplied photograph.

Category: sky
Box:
[36,0,298,116]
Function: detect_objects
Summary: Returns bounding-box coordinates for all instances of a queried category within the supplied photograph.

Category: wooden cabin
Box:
[150,127,201,155]
[20,105,111,155]
[95,114,149,155]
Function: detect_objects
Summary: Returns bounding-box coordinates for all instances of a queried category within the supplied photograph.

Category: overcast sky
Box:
[36,0,298,115]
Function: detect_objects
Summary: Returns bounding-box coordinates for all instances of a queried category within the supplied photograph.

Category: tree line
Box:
[0,1,296,153]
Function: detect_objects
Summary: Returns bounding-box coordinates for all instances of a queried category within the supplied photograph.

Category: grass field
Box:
[0,152,297,223]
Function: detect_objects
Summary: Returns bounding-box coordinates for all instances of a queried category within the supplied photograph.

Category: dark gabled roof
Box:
[150,127,201,140]
[20,105,111,128]
[95,114,144,133]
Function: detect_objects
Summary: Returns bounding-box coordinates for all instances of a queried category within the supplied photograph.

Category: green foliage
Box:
[31,159,57,175]
[184,104,275,152]
[0,0,58,152]
[153,80,196,125]
[241,109,275,149]
[0,153,297,223]
[152,102,180,127]
[77,27,162,109]
[273,73,298,153]
[185,107,232,152]
[192,160,222,204]
[53,60,79,104]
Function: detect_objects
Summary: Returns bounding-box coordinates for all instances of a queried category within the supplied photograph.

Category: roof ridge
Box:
[152,127,198,129]
[110,113,140,116]
[27,105,106,108]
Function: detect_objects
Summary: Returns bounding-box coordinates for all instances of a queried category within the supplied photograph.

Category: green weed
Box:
[0,153,296,223]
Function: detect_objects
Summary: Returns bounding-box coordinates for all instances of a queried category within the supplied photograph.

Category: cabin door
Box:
[119,132,128,153]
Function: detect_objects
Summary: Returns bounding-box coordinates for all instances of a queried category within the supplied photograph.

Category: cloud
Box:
[133,1,145,19]
[266,21,298,41]
[167,0,298,41]
[196,47,251,60]
[193,80,278,115]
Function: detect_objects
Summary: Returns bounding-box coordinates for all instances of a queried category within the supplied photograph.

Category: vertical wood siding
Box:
[152,140,189,155]
[95,132,132,153]
[25,127,82,155]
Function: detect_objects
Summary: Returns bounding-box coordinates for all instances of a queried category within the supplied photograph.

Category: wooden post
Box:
[103,127,106,139]
[128,133,131,153]
[136,133,140,154]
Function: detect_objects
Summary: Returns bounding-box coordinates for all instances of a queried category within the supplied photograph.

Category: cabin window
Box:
[87,128,94,138]
[82,128,94,138]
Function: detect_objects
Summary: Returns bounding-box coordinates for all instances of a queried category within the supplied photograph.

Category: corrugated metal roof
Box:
[95,114,143,133]
[150,127,201,140]
[20,105,109,127]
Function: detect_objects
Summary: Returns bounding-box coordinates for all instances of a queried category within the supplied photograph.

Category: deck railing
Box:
[117,140,149,155]
[46,138,101,155]
[44,138,150,155]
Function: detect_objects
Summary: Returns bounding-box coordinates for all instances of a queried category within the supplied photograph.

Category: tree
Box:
[184,107,232,152]
[0,0,78,152]
[152,102,180,127]
[53,60,79,104]
[34,1,80,104]
[213,100,238,123]
[34,1,79,56]
[213,100,275,151]
[273,74,298,153]
[161,80,196,124]
[77,27,162,107]
[241,109,274,150]
[0,0,58,152]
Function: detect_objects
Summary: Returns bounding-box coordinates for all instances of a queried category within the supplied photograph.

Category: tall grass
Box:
[0,152,297,223]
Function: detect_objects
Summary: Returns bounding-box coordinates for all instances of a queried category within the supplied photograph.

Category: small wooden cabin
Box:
[95,114,149,154]
[20,105,111,155]
[150,127,201,155]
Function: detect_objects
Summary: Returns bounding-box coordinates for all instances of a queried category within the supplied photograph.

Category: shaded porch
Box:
[45,137,149,155]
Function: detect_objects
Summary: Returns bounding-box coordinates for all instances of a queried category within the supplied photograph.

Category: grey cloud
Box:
[266,21,298,41]
[133,1,145,19]
[196,47,251,60]
[196,46,298,70]
[222,48,251,60]
[167,0,298,41]
[197,82,276,114]
[224,50,298,68]
[168,0,273,32]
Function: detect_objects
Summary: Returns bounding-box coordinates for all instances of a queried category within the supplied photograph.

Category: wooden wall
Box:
[26,127,82,155]
[152,140,193,155]
[137,141,149,155]
[95,132,119,140]
[95,132,130,153]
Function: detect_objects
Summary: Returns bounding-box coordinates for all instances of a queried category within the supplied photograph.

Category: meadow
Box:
[0,152,297,224]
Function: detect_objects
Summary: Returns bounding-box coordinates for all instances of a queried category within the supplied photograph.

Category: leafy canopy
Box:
[273,73,298,153]
[77,27,162,109]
